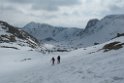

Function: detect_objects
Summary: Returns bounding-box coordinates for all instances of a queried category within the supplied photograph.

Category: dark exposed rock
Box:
[102,41,124,52]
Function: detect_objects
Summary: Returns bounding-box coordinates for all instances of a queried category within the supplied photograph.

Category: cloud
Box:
[108,0,124,14]
[0,0,124,28]
[2,0,81,11]
[108,5,124,15]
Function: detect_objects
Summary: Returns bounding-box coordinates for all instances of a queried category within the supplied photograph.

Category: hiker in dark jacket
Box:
[51,57,55,65]
[57,56,60,64]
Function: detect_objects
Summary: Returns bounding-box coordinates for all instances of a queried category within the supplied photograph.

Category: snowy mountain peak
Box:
[25,21,53,29]
[85,19,99,29]
[79,18,99,35]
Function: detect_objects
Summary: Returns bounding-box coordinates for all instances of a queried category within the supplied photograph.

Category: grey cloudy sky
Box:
[0,0,124,28]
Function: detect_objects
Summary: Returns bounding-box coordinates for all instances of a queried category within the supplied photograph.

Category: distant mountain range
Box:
[0,14,124,51]
[23,14,124,49]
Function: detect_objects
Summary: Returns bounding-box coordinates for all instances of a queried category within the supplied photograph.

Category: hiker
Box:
[57,56,60,64]
[51,57,55,65]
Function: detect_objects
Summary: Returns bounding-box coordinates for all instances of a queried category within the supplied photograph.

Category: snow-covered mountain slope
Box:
[0,35,124,83]
[84,14,124,36]
[23,22,82,42]
[0,20,44,50]
[73,14,124,47]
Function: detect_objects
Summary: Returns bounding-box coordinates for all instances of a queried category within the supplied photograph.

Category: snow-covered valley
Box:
[0,14,124,83]
[0,36,124,83]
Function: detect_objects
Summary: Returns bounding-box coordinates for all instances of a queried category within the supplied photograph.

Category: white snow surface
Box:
[0,36,124,83]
